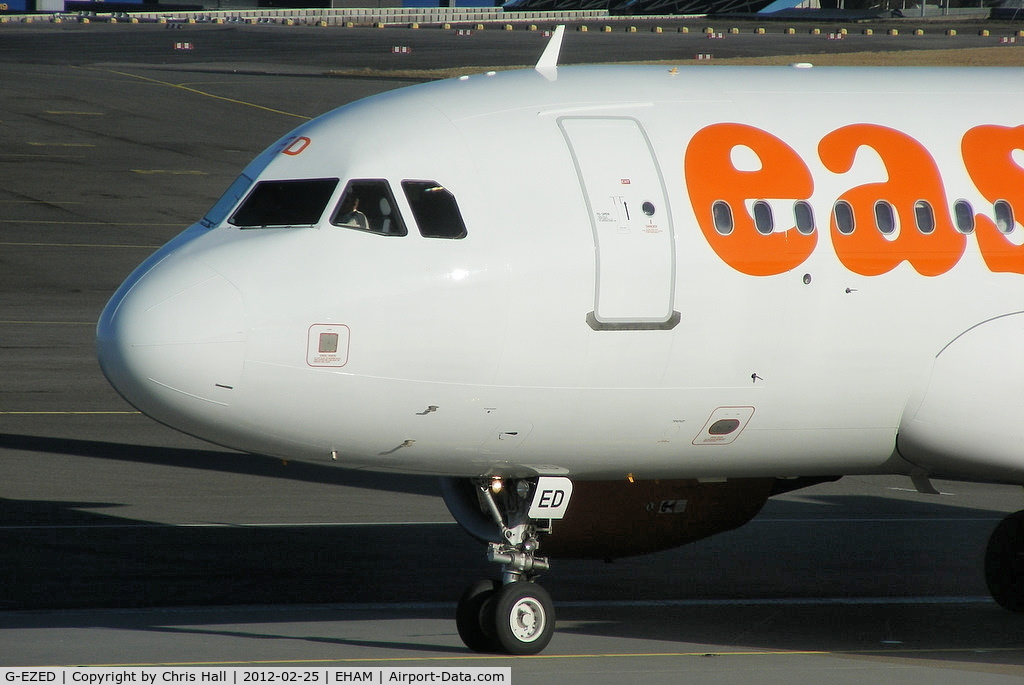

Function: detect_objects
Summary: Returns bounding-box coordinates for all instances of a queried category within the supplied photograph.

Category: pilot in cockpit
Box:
[335,192,368,230]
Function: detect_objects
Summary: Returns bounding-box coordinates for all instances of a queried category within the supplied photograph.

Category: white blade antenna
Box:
[535,25,565,80]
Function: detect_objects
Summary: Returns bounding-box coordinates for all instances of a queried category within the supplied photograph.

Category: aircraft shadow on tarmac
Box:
[1,432,1022,666]
[0,432,438,495]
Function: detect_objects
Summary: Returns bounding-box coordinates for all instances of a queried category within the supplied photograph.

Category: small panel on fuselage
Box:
[307,324,350,367]
[692,407,755,446]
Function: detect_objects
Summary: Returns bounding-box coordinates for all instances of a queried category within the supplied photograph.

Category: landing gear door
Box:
[560,117,678,330]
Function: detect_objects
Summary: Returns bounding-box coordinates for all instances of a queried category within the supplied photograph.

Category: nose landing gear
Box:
[452,477,571,655]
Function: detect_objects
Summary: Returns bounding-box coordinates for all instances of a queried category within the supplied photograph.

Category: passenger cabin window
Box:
[794,201,815,235]
[712,200,734,235]
[994,200,1015,234]
[834,201,855,235]
[752,201,774,235]
[331,179,407,236]
[954,199,975,234]
[914,201,935,234]
[230,178,338,228]
[402,181,468,239]
[874,200,896,235]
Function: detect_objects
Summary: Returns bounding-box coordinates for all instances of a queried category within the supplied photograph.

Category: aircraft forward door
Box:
[560,117,679,330]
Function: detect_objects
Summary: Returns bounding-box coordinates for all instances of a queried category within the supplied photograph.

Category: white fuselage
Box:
[96,65,1024,484]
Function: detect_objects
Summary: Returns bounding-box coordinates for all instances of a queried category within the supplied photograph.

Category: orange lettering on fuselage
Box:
[685,122,1020,277]
[818,124,965,277]
[685,123,815,277]
[962,125,1024,274]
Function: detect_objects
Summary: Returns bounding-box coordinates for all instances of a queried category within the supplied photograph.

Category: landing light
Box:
[490,476,504,494]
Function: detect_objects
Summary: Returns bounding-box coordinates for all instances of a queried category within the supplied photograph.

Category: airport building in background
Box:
[501,0,1007,14]
[1,0,1014,23]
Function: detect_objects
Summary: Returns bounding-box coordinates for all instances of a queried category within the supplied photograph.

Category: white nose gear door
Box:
[560,117,679,331]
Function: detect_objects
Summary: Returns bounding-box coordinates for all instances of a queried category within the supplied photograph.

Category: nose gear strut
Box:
[454,477,571,655]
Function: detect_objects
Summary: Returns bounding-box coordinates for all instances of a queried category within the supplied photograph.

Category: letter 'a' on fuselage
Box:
[97,64,1024,486]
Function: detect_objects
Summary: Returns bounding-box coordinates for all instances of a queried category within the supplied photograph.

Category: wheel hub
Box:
[510,597,545,642]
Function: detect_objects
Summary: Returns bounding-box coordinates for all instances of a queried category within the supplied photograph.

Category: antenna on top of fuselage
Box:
[535,25,565,81]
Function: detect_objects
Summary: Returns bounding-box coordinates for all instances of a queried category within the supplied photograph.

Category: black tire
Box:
[491,581,555,655]
[985,510,1024,613]
[456,579,501,652]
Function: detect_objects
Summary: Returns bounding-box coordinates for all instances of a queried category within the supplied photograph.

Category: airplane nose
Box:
[97,254,246,426]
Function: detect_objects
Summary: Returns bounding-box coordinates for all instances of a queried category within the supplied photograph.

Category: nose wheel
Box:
[494,581,554,653]
[455,579,500,652]
[456,579,555,655]
[451,476,571,654]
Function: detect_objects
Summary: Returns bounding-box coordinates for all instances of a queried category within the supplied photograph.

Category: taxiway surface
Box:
[1,21,1023,682]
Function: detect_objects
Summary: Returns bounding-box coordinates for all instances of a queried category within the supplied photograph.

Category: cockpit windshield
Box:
[331,179,407,236]
[229,178,339,228]
[402,181,468,239]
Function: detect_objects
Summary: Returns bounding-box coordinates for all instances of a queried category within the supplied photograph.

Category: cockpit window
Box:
[202,173,255,228]
[402,181,468,239]
[331,179,407,236]
[229,178,338,228]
